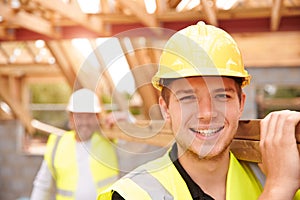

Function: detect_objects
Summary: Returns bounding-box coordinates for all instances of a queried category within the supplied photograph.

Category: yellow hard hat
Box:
[152,21,250,91]
[67,88,102,113]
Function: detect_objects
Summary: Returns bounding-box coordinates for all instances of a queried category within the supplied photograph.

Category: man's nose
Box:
[196,97,217,120]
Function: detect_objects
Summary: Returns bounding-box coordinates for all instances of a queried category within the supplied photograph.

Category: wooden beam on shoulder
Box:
[99,119,300,163]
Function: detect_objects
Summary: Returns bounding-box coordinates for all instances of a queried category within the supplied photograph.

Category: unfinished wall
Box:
[0,120,43,200]
[242,66,300,119]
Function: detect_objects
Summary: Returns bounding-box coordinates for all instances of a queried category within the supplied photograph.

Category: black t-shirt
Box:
[111,143,214,200]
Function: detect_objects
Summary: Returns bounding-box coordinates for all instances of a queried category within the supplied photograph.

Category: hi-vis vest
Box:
[98,151,263,200]
[45,131,119,200]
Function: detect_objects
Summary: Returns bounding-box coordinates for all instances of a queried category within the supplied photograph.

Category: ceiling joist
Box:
[32,0,108,35]
[46,41,77,88]
[271,0,283,31]
[0,2,60,39]
[116,0,159,28]
[201,0,218,26]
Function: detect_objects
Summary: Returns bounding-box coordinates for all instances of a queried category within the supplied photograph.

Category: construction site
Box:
[0,0,300,199]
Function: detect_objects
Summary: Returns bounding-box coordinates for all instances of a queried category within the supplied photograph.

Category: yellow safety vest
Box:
[45,131,119,200]
[98,151,263,200]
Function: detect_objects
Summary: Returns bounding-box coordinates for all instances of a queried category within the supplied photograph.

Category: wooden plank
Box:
[230,140,261,162]
[31,119,65,136]
[237,119,300,142]
[100,119,300,162]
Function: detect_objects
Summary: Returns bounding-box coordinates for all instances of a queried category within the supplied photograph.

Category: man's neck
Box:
[178,148,230,200]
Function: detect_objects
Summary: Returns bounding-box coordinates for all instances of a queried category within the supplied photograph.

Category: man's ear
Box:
[159,96,170,121]
[239,92,246,118]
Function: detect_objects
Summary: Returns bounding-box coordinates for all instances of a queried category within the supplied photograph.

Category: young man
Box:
[98,22,300,199]
[30,88,119,200]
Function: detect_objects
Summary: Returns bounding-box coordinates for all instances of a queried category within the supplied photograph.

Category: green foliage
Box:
[264,86,300,98]
[101,94,112,104]
[30,83,71,103]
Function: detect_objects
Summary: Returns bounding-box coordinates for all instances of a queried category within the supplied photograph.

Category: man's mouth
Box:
[190,126,224,137]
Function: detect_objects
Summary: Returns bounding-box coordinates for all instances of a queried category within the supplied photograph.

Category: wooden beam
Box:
[116,0,159,27]
[130,39,161,119]
[0,2,60,39]
[168,0,182,9]
[0,64,61,76]
[157,6,300,22]
[232,31,300,67]
[99,119,300,163]
[271,0,283,31]
[33,0,107,35]
[31,119,65,136]
[89,40,128,111]
[46,41,77,88]
[101,0,111,14]
[119,38,162,119]
[0,27,15,40]
[201,0,218,26]
[0,76,35,133]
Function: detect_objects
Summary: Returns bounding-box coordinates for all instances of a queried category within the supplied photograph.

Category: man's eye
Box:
[215,93,230,100]
[179,95,196,101]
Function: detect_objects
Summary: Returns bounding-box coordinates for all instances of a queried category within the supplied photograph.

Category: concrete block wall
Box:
[0,120,43,200]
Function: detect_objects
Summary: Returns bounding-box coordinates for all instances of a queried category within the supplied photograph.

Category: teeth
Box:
[191,127,223,136]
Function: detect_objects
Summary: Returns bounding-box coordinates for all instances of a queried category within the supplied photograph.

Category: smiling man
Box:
[98,22,300,200]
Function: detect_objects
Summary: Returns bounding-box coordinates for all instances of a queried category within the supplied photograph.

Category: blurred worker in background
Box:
[30,88,119,200]
[98,21,300,199]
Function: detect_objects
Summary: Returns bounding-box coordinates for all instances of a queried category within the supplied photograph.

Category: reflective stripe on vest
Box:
[51,135,62,179]
[97,175,119,189]
[247,162,266,186]
[129,170,173,200]
[57,189,73,197]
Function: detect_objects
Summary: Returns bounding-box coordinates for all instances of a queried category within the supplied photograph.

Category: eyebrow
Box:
[175,87,236,95]
[214,87,236,93]
[175,89,194,96]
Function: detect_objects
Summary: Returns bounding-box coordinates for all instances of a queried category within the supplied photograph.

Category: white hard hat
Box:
[67,88,102,113]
